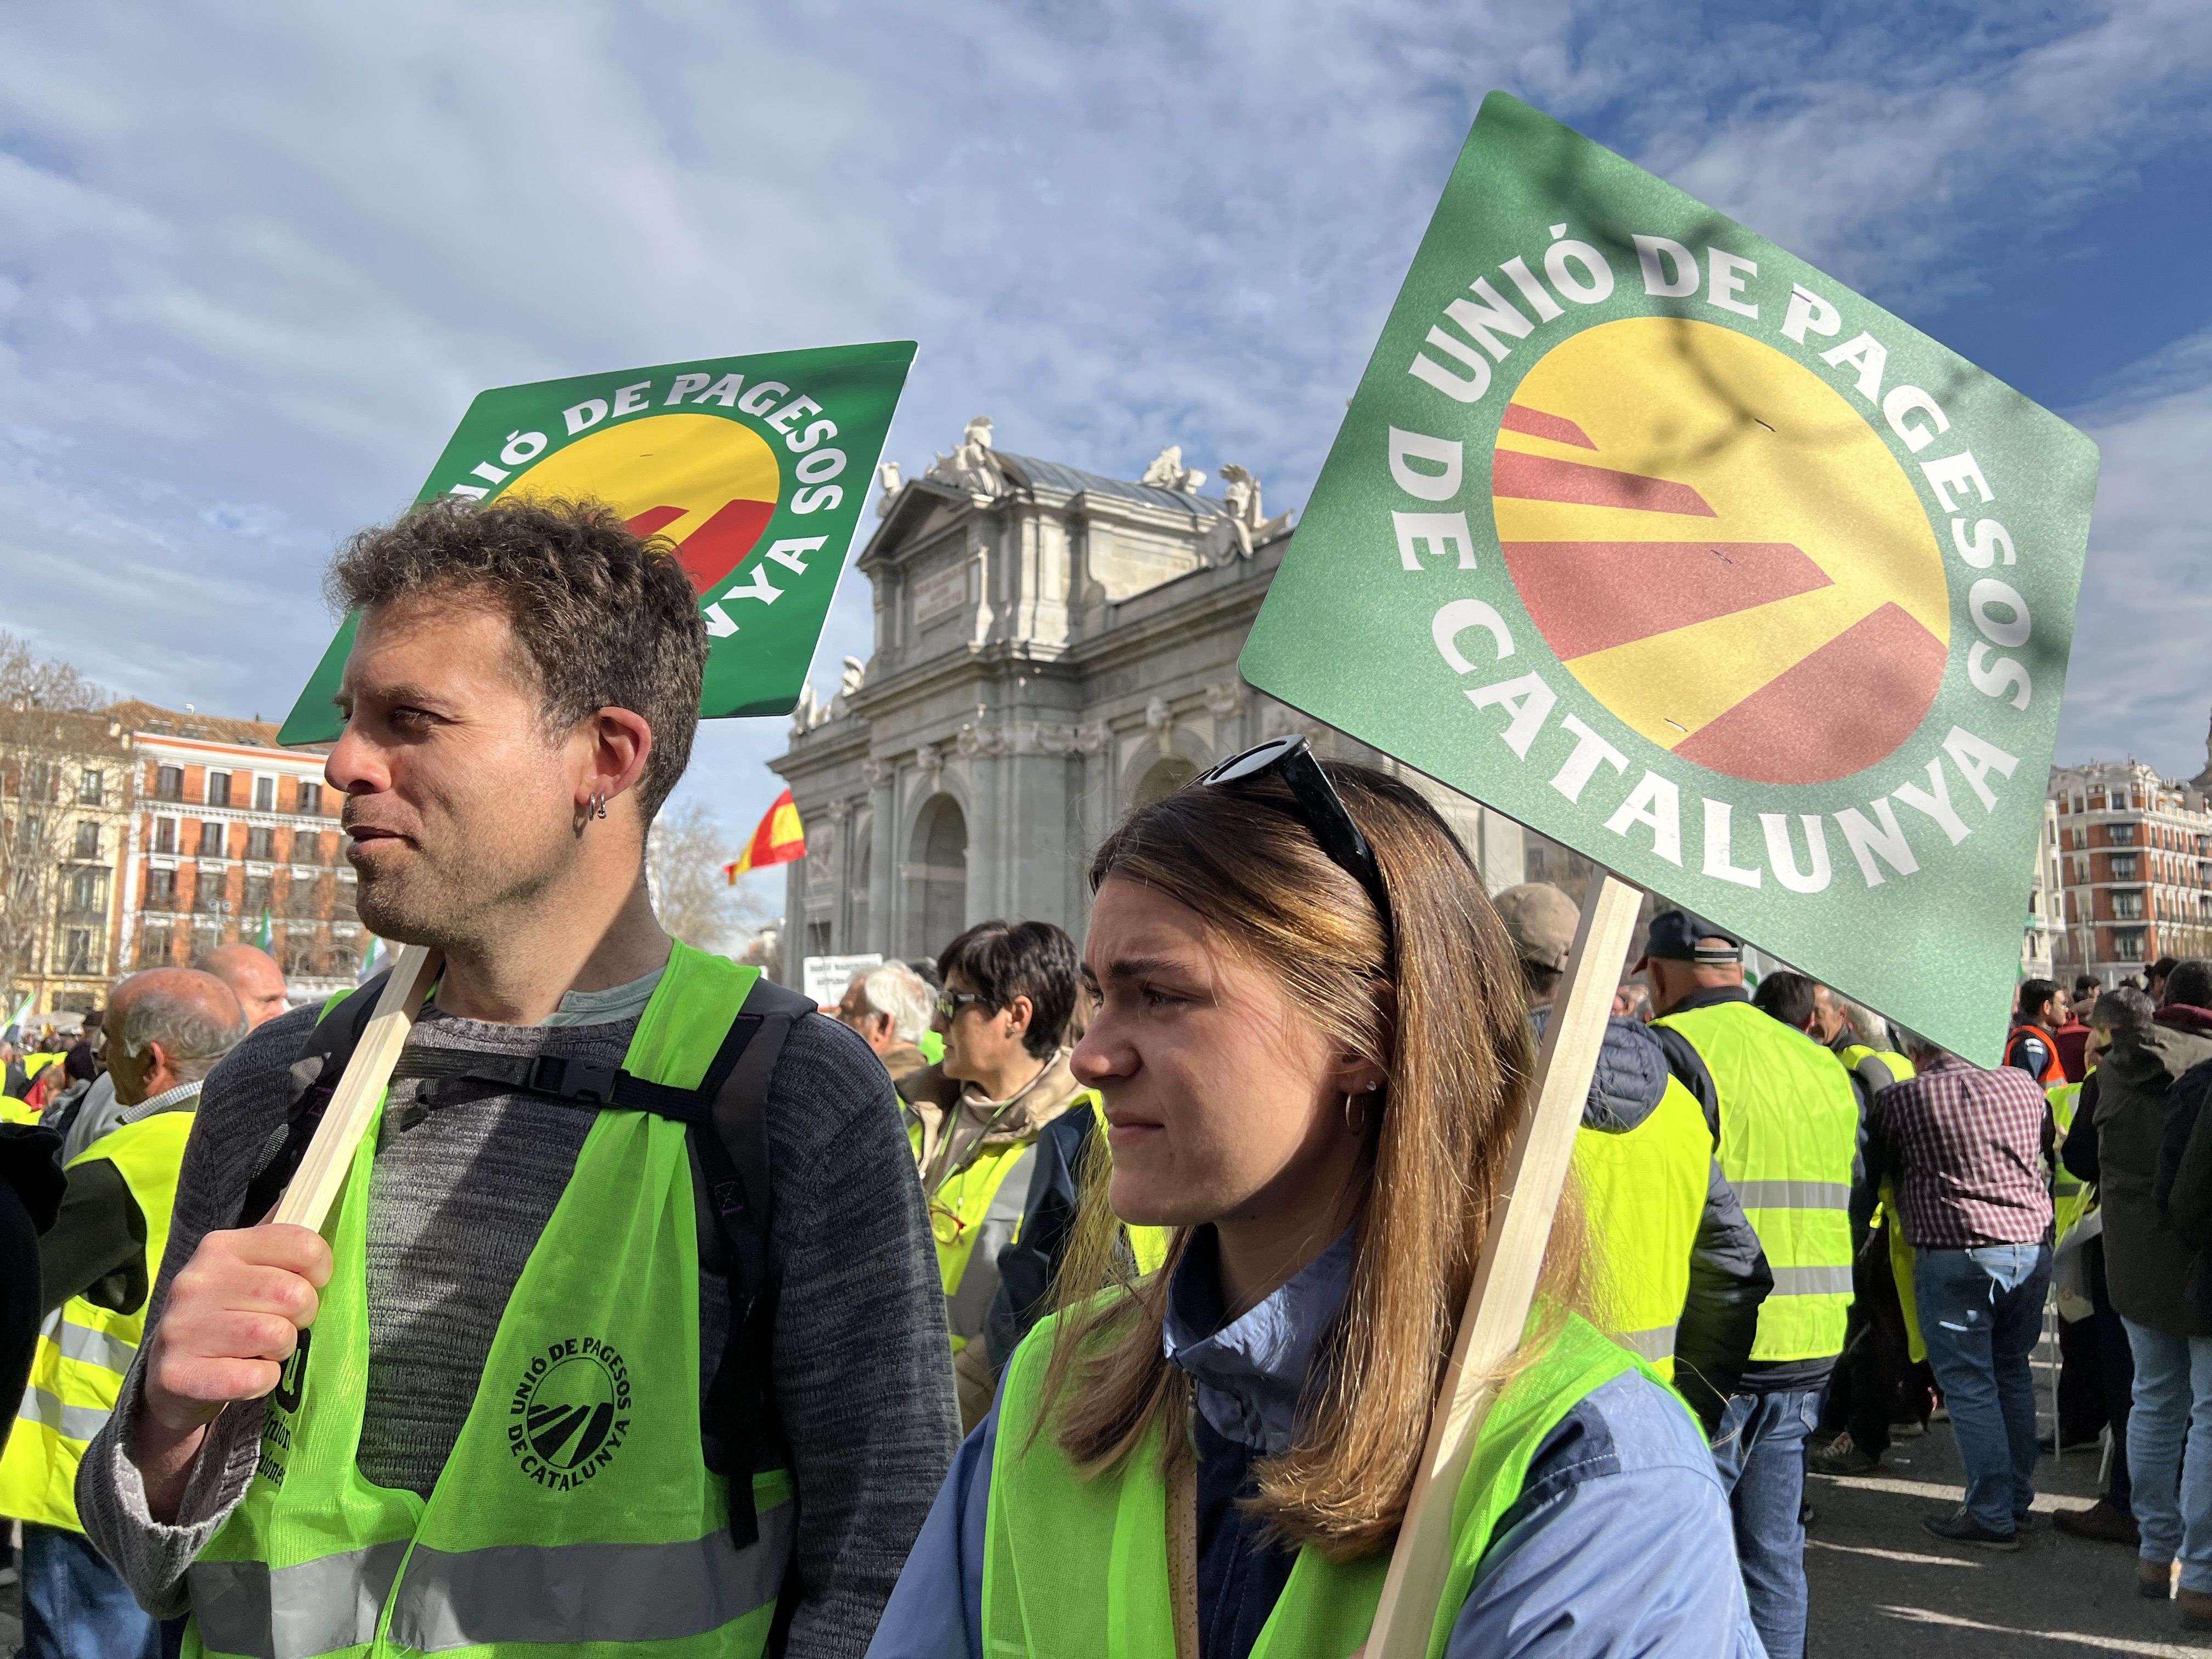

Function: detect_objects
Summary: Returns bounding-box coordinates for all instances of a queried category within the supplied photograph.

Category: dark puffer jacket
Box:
[2155,1050,2212,1327]
[2096,1006,2212,1335]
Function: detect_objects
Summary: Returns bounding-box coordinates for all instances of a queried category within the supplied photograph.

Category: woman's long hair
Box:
[1036,760,1584,1560]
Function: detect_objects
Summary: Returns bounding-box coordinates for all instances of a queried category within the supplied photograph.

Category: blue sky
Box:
[2,2,2208,914]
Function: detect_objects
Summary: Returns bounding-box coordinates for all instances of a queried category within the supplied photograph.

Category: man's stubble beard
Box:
[351,826,562,958]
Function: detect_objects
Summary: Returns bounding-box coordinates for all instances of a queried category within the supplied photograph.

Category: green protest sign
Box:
[1240,93,2097,1065]
[279,341,916,742]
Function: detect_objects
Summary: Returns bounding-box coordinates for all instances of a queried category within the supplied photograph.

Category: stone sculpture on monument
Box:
[925,416,1003,499]
[1139,444,1206,493]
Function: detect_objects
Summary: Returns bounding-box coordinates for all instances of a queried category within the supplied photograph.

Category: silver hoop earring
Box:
[589,791,607,820]
[1344,1092,1369,1137]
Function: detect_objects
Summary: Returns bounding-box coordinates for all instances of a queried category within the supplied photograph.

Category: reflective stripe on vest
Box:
[191,1543,408,1659]
[187,943,794,1659]
[0,1108,194,1533]
[981,1304,1664,1659]
[51,1314,139,1375]
[1730,1180,1850,1211]
[1655,1001,1858,1363]
[192,1492,795,1659]
[17,1381,111,1442]
[1572,1075,1708,1384]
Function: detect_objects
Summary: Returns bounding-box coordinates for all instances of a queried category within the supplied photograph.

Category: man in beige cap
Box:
[1492,883,1769,1429]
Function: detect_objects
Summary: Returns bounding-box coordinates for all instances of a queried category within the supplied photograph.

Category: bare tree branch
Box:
[0,630,116,712]
[647,799,766,957]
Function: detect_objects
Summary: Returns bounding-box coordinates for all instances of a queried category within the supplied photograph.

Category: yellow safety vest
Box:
[910,1096,1171,1353]
[1833,1047,1925,1358]
[982,1305,1661,1658]
[2049,1079,2095,1250]
[0,1102,195,1531]
[1838,1045,1912,1091]
[911,1115,1052,1353]
[1573,1076,1709,1381]
[1655,1001,1859,1363]
[186,944,794,1658]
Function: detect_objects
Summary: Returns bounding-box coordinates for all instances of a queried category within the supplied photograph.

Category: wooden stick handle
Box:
[269,943,440,1233]
[1364,872,1643,1658]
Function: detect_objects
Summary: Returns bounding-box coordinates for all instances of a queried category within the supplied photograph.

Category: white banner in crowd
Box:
[802,952,884,1008]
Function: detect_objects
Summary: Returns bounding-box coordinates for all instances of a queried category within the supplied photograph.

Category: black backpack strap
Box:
[239,963,810,1555]
[387,1048,708,1120]
[235,973,391,1227]
[687,975,810,1550]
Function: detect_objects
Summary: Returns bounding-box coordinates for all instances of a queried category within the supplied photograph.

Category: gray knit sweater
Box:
[76,989,958,1658]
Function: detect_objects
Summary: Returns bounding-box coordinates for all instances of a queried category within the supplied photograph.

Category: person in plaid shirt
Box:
[1856,1033,2055,1551]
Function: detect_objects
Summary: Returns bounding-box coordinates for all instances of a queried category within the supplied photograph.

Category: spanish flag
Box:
[726,789,805,882]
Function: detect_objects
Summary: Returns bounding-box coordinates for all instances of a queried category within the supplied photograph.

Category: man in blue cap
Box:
[1641,909,1861,1659]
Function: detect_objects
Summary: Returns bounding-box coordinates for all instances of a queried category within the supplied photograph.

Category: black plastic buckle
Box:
[531,1055,619,1103]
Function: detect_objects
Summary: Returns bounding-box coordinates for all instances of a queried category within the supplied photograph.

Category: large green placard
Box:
[280,340,915,742]
[1241,93,2098,1064]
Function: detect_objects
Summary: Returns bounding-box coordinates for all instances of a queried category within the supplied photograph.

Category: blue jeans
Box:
[20,1522,163,1659]
[1709,1386,1821,1659]
[2121,1318,2212,1592]
[1914,1242,2051,1534]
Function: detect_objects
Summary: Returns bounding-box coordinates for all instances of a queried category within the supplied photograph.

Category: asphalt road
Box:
[1805,1322,2210,1659]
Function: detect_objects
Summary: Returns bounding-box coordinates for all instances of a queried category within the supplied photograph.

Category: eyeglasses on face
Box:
[1193,735,1395,951]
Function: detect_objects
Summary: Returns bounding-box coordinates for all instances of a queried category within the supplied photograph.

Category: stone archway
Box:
[906,793,968,961]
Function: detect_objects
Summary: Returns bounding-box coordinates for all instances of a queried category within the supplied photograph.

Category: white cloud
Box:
[2056,325,2212,781]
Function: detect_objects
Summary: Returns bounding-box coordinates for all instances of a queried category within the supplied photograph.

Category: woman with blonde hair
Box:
[868,737,1757,1657]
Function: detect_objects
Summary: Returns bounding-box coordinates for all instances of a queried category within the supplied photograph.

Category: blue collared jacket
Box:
[865,1226,1764,1659]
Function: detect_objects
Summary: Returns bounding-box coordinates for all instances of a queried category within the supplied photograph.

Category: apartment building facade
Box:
[112,702,360,1007]
[2050,758,2212,985]
[1,705,138,1019]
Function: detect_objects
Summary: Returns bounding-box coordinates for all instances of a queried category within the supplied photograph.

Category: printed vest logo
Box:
[508,1338,633,1491]
[1493,317,1950,785]
[504,413,785,598]
[252,1326,311,1491]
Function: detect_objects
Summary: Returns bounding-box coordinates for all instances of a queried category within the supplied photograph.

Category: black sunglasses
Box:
[1195,735,1395,950]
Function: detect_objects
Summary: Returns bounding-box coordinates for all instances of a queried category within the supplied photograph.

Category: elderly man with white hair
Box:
[0,968,245,1659]
[834,960,935,1085]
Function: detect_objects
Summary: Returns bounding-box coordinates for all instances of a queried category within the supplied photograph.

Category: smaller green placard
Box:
[280,340,916,743]
[1240,94,2098,1064]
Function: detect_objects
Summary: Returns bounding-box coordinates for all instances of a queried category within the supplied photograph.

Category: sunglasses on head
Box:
[1194,735,1395,951]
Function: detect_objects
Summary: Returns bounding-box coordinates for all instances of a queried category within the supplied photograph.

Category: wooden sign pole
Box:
[270,943,441,1233]
[1364,872,1644,1658]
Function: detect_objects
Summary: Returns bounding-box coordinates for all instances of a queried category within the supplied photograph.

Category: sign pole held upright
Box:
[1365,872,1642,1658]
[271,944,440,1234]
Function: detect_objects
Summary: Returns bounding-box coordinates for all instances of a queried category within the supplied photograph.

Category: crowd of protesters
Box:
[2,496,2203,1658]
